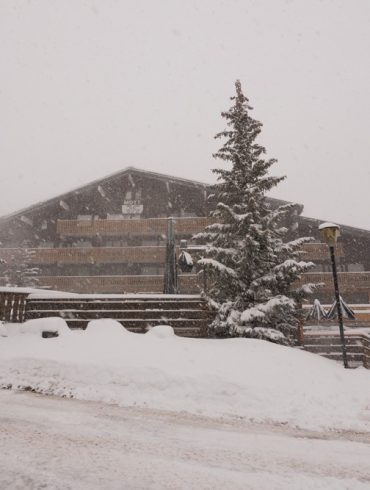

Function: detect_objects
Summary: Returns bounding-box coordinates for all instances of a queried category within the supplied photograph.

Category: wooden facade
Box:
[0,167,369,302]
[57,216,216,237]
[0,242,342,266]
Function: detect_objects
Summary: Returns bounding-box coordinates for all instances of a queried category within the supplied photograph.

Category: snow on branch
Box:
[295,282,323,295]
[275,237,315,254]
[198,258,238,278]
[274,259,314,276]
[216,203,241,223]
[240,295,295,324]
[234,326,286,343]
[207,246,238,256]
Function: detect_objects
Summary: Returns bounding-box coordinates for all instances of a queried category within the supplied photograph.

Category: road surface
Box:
[0,390,369,489]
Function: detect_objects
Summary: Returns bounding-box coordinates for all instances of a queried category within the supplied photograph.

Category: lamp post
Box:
[319,222,349,368]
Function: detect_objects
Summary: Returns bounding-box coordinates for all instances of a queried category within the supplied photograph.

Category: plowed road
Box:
[1,391,369,489]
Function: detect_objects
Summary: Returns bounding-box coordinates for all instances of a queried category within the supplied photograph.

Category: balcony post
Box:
[163,217,178,294]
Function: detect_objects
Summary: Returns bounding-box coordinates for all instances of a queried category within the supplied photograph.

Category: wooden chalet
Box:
[0,167,369,303]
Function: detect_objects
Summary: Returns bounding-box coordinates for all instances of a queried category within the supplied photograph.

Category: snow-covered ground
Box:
[1,390,370,490]
[0,286,80,296]
[1,318,370,432]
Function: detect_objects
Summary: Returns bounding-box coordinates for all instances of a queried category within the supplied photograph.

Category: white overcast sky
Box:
[1,0,369,229]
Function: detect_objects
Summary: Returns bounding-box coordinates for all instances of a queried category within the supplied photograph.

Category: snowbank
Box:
[146,325,175,338]
[1,319,370,432]
[0,287,79,296]
[20,317,72,337]
[86,319,132,338]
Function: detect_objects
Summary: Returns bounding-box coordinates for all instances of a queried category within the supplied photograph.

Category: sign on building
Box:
[122,201,143,216]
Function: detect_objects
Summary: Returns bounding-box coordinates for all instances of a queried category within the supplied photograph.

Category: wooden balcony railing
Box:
[36,274,200,294]
[0,242,346,268]
[35,271,370,295]
[0,246,202,265]
[7,247,167,265]
[56,219,345,260]
[57,217,216,237]
[296,272,370,291]
[300,243,344,260]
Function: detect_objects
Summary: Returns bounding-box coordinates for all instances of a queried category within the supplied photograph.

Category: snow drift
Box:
[1,318,370,432]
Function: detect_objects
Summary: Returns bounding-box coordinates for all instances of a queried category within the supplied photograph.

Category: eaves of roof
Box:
[0,166,209,224]
[300,215,370,236]
[1,166,368,236]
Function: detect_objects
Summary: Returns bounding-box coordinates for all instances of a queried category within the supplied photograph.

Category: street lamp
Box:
[319,222,349,368]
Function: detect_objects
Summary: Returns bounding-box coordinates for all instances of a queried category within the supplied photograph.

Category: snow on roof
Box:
[1,165,368,235]
[0,166,209,225]
[0,166,293,225]
[302,215,370,235]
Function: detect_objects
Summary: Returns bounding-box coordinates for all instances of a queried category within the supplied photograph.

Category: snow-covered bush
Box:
[86,319,131,337]
[146,325,175,338]
[21,317,71,337]
[0,249,40,288]
[196,80,316,344]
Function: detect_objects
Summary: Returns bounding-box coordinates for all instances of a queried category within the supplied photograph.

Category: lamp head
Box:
[319,222,341,246]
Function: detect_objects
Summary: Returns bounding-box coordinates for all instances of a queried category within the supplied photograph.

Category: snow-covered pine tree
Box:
[0,249,39,288]
[196,80,316,344]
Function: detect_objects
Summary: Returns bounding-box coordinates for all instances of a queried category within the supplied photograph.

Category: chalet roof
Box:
[0,166,289,224]
[0,166,369,236]
[0,166,209,225]
[300,215,370,237]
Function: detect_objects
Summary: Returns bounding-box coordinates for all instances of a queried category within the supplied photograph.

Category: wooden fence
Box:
[1,288,369,366]
[25,294,214,337]
[0,290,28,323]
[0,289,214,337]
